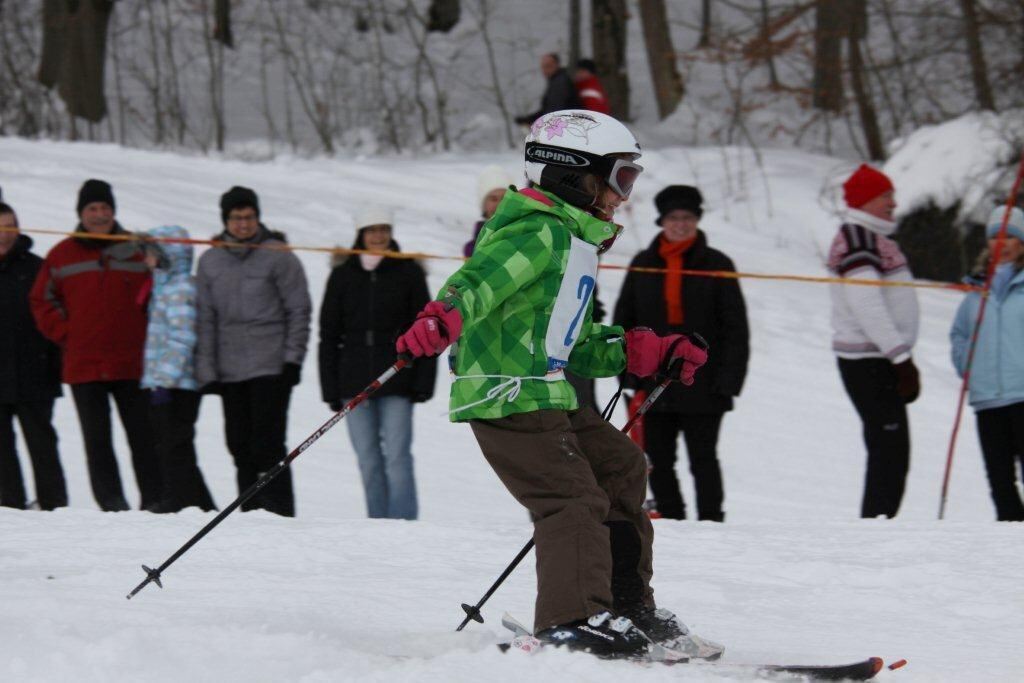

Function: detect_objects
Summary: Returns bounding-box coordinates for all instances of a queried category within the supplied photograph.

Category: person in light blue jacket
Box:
[141,225,215,513]
[950,206,1024,521]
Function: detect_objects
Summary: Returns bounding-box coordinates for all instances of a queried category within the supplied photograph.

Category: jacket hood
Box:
[480,187,620,249]
[8,233,32,256]
[216,223,287,259]
[0,233,32,266]
[146,225,193,277]
[331,237,404,270]
[73,221,130,250]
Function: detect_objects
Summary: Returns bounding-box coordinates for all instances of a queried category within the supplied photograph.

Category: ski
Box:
[498,613,894,681]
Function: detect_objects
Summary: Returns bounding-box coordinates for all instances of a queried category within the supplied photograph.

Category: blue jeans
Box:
[343,395,418,519]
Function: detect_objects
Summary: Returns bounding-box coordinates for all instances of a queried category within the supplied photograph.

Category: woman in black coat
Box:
[0,203,67,510]
[613,186,749,521]
[318,207,436,519]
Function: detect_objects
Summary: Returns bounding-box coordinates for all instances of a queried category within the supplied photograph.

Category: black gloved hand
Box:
[328,400,342,413]
[283,362,302,387]
[200,381,222,396]
[893,358,920,404]
[410,393,432,404]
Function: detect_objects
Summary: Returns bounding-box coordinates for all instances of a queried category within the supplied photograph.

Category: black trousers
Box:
[0,400,67,510]
[221,374,294,517]
[975,402,1024,521]
[643,411,725,521]
[71,380,160,511]
[838,358,910,519]
[149,389,215,511]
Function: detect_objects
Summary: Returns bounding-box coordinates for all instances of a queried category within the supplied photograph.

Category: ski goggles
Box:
[604,157,644,199]
[525,143,644,199]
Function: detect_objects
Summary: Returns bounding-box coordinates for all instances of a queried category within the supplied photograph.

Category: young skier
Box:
[396,109,723,660]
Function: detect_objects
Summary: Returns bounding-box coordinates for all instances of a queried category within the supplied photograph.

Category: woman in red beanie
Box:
[827,164,920,519]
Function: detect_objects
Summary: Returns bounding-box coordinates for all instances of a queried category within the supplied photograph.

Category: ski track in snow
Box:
[1,137,1020,682]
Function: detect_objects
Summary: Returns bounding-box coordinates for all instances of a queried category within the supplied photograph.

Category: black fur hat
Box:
[654,185,703,224]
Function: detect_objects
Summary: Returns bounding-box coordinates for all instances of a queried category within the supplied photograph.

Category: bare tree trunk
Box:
[109,6,126,145]
[161,0,186,145]
[258,32,279,149]
[759,0,779,88]
[200,0,226,152]
[569,0,581,68]
[592,0,629,119]
[846,0,884,160]
[813,0,844,112]
[268,2,334,153]
[637,0,683,120]
[877,0,920,129]
[404,0,451,150]
[145,5,165,144]
[698,0,712,48]
[958,0,996,111]
[470,0,515,147]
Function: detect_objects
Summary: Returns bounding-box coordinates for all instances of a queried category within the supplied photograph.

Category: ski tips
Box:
[867,657,884,675]
[888,658,908,671]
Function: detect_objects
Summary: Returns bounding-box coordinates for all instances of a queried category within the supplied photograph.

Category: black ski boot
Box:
[535,611,652,660]
[625,606,725,660]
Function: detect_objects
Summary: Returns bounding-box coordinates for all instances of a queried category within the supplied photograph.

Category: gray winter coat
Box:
[195,226,311,384]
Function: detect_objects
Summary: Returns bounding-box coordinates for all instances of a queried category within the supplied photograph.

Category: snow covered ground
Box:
[1,137,1020,681]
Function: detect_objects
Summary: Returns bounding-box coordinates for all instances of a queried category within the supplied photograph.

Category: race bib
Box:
[545,235,599,373]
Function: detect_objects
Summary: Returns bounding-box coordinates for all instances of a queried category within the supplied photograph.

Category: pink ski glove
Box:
[396,301,463,358]
[625,328,708,386]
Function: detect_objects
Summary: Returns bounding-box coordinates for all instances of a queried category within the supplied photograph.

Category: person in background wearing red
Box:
[574,58,611,115]
[0,199,67,510]
[30,180,159,512]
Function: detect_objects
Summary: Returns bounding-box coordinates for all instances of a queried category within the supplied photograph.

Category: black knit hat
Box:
[220,186,260,225]
[654,185,703,224]
[77,179,116,214]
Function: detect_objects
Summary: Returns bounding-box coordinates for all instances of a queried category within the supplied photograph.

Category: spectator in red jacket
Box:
[30,179,160,512]
[574,58,611,115]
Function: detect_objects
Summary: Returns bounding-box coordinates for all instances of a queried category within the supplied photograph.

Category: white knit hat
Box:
[476,165,513,209]
[354,205,394,230]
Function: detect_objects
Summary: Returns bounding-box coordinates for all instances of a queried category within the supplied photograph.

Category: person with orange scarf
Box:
[613,185,749,521]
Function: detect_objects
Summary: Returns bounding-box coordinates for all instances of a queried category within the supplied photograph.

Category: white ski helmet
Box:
[524,109,643,209]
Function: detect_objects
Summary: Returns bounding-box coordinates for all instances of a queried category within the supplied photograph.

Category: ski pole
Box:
[126,355,412,600]
[454,335,706,631]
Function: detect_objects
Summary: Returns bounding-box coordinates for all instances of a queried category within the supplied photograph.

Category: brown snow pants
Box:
[469,407,654,632]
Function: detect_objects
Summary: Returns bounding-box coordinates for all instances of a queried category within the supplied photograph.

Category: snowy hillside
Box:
[0,137,1020,682]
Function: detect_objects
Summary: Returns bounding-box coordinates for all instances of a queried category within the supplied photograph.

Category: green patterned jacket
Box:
[439,187,626,421]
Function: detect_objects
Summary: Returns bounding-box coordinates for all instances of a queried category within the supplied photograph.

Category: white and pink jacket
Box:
[827,209,919,363]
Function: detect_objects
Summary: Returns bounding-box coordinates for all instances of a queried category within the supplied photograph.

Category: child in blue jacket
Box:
[142,225,215,513]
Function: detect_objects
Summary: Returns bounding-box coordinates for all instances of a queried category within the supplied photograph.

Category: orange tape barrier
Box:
[4,225,980,293]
